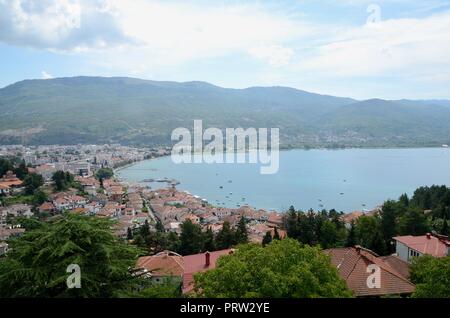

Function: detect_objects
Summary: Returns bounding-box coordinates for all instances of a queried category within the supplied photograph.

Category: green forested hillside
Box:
[0,76,449,148]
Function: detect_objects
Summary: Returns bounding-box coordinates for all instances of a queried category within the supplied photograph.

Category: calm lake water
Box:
[117,148,450,213]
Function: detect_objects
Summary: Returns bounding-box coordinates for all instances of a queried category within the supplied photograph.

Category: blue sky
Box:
[1,0,450,99]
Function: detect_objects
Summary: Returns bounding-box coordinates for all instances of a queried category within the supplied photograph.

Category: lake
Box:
[116,148,450,213]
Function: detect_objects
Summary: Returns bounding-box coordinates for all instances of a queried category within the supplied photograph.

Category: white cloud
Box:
[248,45,294,67]
[41,71,54,79]
[295,10,450,79]
[0,0,131,51]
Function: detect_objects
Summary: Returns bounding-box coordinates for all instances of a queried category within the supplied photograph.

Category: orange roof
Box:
[0,180,23,187]
[39,202,55,211]
[393,234,450,258]
[326,247,415,297]
[136,251,184,277]
[182,249,233,293]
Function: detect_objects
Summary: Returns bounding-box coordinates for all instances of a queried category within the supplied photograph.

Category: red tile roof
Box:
[135,249,233,294]
[393,234,450,258]
[325,247,415,297]
[182,249,233,293]
[136,251,184,277]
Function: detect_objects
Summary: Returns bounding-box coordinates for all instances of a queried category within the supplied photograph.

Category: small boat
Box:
[219,186,223,189]
[228,180,232,183]
[229,192,233,195]
[340,193,344,195]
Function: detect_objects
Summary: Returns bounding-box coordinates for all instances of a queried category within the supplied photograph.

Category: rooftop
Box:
[393,233,450,258]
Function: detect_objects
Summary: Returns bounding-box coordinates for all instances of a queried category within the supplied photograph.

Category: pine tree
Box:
[235,217,248,244]
[215,221,236,250]
[203,227,216,252]
[179,220,204,255]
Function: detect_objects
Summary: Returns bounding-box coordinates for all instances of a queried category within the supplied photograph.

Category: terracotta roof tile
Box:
[325,247,415,297]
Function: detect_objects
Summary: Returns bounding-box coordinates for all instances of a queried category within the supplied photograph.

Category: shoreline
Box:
[115,146,450,214]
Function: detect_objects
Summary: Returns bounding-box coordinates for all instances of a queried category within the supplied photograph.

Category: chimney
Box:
[426,233,431,239]
[355,245,361,254]
[205,251,210,267]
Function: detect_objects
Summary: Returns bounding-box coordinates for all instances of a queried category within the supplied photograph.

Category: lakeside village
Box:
[1,144,450,297]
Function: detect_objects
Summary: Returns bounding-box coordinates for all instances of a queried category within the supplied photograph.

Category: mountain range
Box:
[1,76,450,148]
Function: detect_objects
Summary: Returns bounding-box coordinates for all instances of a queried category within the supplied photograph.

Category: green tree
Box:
[410,255,450,298]
[380,200,399,253]
[203,227,216,252]
[127,227,133,240]
[32,190,48,206]
[166,232,181,253]
[0,214,141,297]
[319,220,338,249]
[346,220,357,247]
[194,239,353,298]
[52,171,74,191]
[235,217,248,244]
[355,215,386,255]
[215,221,236,250]
[23,173,44,195]
[262,231,272,247]
[95,168,114,180]
[0,158,14,177]
[14,160,29,180]
[179,220,204,255]
[398,207,429,236]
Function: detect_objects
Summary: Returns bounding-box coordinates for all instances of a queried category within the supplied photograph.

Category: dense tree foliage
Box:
[52,171,75,191]
[179,220,204,255]
[410,255,450,298]
[282,186,450,256]
[0,214,141,297]
[95,167,114,180]
[194,239,353,298]
[283,209,347,249]
[235,217,249,244]
[23,173,44,195]
[132,218,250,256]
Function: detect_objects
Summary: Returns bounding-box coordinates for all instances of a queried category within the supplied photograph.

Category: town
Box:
[1,143,449,298]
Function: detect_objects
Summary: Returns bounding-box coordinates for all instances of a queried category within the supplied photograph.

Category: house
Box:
[136,251,184,284]
[182,249,234,293]
[325,246,415,297]
[0,171,23,192]
[38,202,55,214]
[135,249,233,293]
[1,204,33,218]
[0,227,25,241]
[0,183,10,195]
[393,233,450,263]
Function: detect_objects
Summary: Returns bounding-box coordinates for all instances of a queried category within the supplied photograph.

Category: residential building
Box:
[325,246,415,297]
[136,249,233,294]
[393,233,450,263]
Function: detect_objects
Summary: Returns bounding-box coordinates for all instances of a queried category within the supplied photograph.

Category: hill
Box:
[0,76,449,148]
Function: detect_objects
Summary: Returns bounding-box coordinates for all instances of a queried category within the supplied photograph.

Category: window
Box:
[409,249,420,258]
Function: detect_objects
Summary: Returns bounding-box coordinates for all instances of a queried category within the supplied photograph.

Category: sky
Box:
[0,0,450,100]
